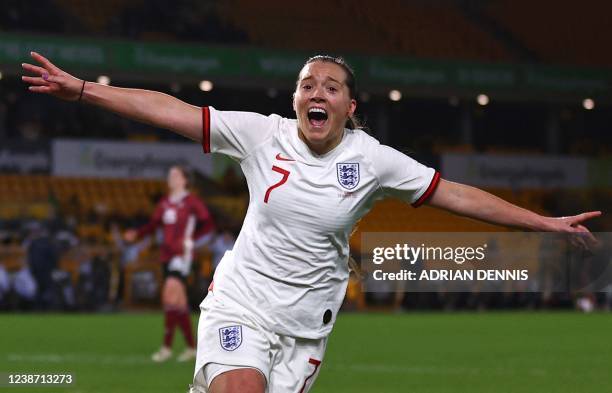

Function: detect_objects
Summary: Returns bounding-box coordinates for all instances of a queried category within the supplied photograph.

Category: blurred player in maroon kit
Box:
[125,165,215,362]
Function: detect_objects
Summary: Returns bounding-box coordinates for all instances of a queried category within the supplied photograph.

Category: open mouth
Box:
[307,107,328,128]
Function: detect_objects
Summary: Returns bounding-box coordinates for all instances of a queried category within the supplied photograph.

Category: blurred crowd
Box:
[0,0,247,44]
[0,211,237,312]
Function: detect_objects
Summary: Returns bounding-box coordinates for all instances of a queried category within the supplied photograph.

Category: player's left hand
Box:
[545,211,602,250]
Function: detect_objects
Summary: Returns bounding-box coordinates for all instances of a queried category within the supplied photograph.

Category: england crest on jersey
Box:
[337,163,360,190]
[219,325,242,351]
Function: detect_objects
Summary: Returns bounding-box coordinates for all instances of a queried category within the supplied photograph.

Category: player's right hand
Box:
[123,229,138,243]
[21,52,85,101]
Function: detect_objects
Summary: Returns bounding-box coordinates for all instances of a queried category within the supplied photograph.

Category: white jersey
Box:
[201,106,439,339]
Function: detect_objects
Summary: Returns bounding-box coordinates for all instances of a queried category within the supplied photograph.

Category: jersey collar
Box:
[289,119,349,164]
[168,190,189,204]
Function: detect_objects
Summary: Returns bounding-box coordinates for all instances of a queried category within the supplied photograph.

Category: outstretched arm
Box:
[21,52,202,142]
[124,202,164,242]
[427,179,601,234]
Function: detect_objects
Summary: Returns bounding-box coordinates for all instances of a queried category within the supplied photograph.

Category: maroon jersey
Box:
[137,192,214,263]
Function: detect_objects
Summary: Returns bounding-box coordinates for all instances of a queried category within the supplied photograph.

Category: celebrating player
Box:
[124,165,215,363]
[22,52,600,392]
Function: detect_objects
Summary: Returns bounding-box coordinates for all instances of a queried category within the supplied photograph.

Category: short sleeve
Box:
[371,144,440,207]
[202,106,277,161]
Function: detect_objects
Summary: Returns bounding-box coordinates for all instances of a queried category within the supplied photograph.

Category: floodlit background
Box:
[0,1,611,392]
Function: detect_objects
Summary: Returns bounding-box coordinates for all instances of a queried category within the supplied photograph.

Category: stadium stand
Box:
[353,1,513,61]
[217,0,513,61]
[216,0,387,55]
[3,0,612,67]
[53,0,140,34]
[483,0,612,66]
[0,174,248,230]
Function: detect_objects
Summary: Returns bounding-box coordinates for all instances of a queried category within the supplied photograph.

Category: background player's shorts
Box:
[163,255,192,282]
[192,290,327,393]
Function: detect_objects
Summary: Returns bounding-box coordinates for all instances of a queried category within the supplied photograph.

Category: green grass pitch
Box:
[0,311,610,392]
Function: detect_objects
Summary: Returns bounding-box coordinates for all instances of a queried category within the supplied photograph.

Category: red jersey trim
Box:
[202,106,211,154]
[412,171,441,208]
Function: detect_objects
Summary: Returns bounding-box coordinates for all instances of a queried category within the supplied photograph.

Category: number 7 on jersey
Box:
[264,165,290,203]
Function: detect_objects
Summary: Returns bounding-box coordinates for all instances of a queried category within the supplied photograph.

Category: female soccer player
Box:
[22,52,600,393]
[124,165,215,363]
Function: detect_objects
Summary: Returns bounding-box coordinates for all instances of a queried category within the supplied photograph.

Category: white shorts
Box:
[191,291,327,393]
[167,255,192,277]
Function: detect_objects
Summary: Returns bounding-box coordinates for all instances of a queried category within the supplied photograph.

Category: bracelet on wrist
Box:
[78,80,86,101]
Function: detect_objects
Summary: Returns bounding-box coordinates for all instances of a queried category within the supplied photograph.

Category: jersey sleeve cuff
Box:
[411,171,440,208]
[202,106,211,154]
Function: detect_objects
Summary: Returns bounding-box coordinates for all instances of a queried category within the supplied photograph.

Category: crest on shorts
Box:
[337,163,360,190]
[219,325,242,351]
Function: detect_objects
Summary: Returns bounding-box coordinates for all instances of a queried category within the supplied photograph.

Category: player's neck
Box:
[169,189,188,202]
[298,128,344,156]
